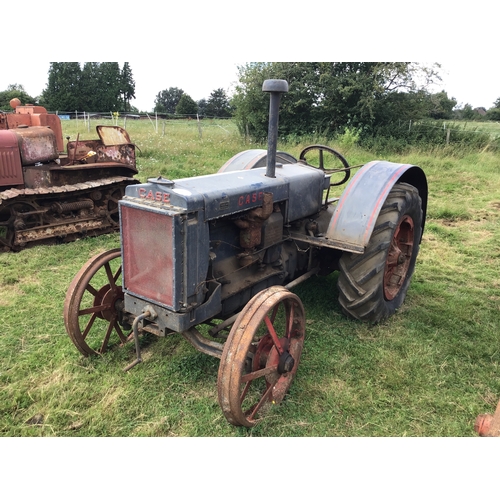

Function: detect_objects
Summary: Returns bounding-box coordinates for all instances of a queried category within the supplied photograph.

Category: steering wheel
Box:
[299,145,351,186]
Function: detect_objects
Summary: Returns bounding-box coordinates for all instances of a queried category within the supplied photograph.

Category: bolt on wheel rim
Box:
[64,248,129,356]
[217,286,305,427]
[383,215,414,301]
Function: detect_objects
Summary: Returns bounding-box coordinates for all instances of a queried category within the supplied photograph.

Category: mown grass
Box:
[1,118,499,437]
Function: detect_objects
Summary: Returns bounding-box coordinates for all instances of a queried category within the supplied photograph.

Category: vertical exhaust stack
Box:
[262,79,288,178]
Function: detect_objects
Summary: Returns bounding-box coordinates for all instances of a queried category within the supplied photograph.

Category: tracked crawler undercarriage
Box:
[0,177,136,251]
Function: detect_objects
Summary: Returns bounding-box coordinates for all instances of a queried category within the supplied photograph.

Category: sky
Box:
[1,0,498,113]
[1,61,498,113]
[0,60,241,112]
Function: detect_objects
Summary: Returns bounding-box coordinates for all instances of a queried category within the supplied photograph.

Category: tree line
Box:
[0,62,233,118]
[153,87,232,117]
[230,62,500,142]
[40,62,135,113]
[1,62,499,139]
[0,63,135,113]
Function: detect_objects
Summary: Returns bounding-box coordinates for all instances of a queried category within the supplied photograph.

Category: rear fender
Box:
[218,149,297,172]
[325,161,427,253]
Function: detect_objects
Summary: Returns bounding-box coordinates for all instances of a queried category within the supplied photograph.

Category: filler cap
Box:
[262,79,289,93]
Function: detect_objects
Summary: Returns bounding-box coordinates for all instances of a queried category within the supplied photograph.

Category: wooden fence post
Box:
[197,114,202,139]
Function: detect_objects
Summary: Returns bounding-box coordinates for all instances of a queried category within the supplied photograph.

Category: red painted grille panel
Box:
[0,130,23,186]
[121,205,175,308]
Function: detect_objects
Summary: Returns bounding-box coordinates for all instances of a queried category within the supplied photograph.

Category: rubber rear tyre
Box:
[337,182,423,323]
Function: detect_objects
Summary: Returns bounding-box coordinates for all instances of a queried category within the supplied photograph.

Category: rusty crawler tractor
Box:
[64,80,428,427]
[0,99,138,251]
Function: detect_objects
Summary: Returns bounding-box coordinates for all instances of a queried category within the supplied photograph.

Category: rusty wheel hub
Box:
[99,286,125,322]
[383,215,414,301]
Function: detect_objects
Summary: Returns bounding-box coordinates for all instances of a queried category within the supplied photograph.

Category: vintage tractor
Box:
[0,99,138,251]
[64,80,428,427]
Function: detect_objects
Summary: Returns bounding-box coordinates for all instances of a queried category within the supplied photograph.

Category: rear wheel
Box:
[337,182,423,323]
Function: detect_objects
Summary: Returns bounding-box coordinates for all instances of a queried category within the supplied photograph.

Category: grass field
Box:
[451,120,500,139]
[1,118,499,437]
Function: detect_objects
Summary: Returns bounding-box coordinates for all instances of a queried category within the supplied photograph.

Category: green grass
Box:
[446,120,500,139]
[1,118,499,436]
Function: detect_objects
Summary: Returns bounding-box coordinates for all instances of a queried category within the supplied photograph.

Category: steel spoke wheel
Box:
[64,248,129,356]
[217,286,305,427]
[104,186,125,227]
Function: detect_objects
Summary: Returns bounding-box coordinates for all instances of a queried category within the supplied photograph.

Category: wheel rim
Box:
[217,286,305,427]
[64,248,129,356]
[383,215,415,301]
[105,187,124,226]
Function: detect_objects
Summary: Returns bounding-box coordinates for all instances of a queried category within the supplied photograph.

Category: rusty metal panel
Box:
[14,105,49,115]
[35,114,64,152]
[96,144,136,166]
[14,126,59,165]
[97,126,132,145]
[0,130,23,186]
[325,161,427,253]
[5,114,32,129]
[475,399,500,436]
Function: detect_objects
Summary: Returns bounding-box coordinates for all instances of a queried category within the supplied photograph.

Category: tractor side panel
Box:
[0,130,24,186]
[325,161,427,253]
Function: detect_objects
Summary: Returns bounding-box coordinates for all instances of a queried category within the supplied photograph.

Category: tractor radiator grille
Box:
[121,204,176,308]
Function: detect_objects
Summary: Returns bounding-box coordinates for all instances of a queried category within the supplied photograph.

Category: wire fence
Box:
[405,119,500,140]
[57,110,237,139]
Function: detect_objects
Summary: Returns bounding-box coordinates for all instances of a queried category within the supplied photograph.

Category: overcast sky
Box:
[2,1,498,112]
[1,60,498,113]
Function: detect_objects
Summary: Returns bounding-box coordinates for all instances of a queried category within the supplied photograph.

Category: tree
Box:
[205,88,232,117]
[427,91,457,119]
[486,98,500,121]
[486,108,500,121]
[121,62,136,112]
[41,62,82,111]
[458,103,476,120]
[232,62,442,141]
[80,62,101,111]
[0,84,38,110]
[40,62,134,112]
[97,62,122,111]
[154,87,184,113]
[197,98,208,116]
[175,94,198,116]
